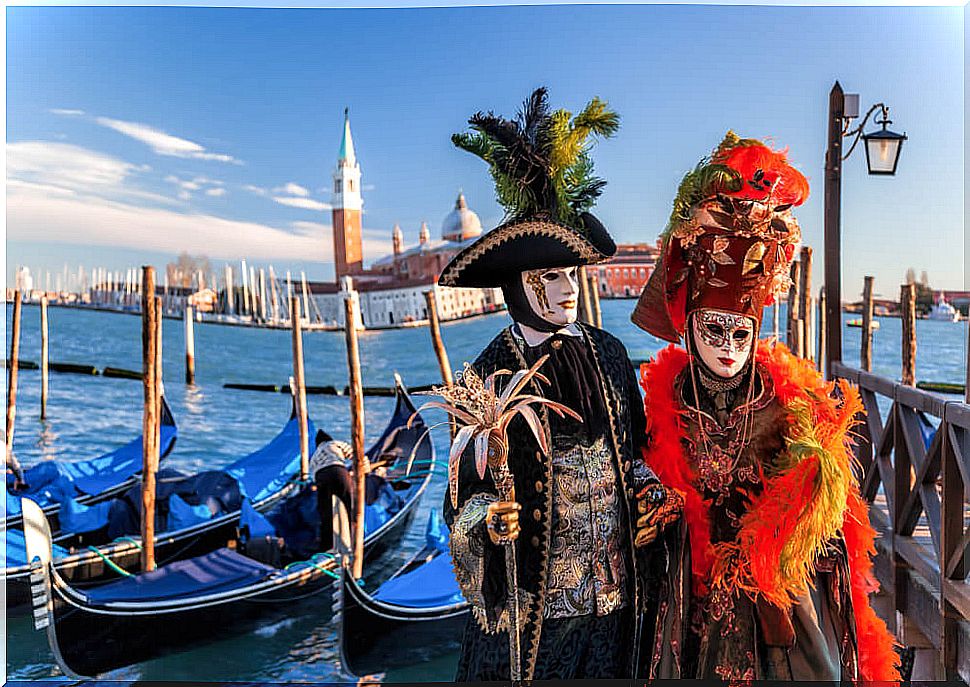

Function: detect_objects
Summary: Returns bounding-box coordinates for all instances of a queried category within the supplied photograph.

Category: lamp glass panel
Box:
[865,137,901,174]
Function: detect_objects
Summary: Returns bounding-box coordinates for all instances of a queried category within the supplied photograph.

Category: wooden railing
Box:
[832,361,970,682]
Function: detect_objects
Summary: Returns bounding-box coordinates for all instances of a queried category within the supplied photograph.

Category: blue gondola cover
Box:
[373,552,464,609]
[82,548,276,604]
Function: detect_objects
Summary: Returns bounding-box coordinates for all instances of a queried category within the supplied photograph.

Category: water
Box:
[4,300,967,681]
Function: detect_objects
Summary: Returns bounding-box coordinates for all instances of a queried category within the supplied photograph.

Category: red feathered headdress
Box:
[633,133,808,342]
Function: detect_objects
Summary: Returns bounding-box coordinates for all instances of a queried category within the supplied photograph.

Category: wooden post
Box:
[424,291,453,387]
[588,272,603,329]
[965,315,969,404]
[900,283,917,386]
[184,305,196,385]
[817,287,827,373]
[577,266,593,325]
[154,294,163,470]
[290,296,310,481]
[140,266,159,571]
[861,276,875,372]
[823,81,845,377]
[787,259,803,355]
[343,295,366,579]
[6,291,22,456]
[424,290,455,439]
[799,247,813,361]
[40,295,49,419]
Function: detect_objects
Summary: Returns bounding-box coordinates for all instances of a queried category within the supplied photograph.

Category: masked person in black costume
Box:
[439,88,681,682]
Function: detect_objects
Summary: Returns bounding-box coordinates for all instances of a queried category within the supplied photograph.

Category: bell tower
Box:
[331,108,363,278]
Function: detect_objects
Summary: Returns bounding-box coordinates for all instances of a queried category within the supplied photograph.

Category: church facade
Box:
[308,112,504,329]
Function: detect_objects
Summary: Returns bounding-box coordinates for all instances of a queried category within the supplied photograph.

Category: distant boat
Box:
[928,293,960,322]
[847,318,880,330]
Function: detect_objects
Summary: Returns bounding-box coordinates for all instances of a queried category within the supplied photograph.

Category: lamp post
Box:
[823,81,906,377]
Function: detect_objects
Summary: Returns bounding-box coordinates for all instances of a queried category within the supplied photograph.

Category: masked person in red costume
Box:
[632,132,900,681]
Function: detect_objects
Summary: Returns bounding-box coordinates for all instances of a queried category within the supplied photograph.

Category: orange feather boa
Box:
[639,341,899,682]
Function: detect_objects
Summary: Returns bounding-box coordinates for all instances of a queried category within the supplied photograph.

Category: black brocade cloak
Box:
[443,322,651,680]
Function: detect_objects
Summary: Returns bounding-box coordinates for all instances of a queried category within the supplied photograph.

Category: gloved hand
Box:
[486,500,521,545]
[634,483,684,547]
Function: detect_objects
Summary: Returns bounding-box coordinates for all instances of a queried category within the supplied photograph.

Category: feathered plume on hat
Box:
[439,88,620,288]
[633,132,809,342]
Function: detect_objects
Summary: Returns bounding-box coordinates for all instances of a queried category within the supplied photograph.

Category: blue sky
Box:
[6,3,965,300]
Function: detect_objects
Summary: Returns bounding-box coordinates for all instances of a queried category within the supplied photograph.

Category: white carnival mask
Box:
[690,308,755,379]
[520,266,580,328]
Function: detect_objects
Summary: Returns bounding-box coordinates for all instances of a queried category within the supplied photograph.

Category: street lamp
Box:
[842,101,908,176]
[822,82,906,377]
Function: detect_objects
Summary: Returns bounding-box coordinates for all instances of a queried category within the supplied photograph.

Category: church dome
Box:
[441,192,482,242]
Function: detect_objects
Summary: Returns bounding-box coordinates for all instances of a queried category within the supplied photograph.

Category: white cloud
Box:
[8,182,335,261]
[275,182,309,197]
[273,196,331,211]
[9,141,134,190]
[50,108,85,116]
[95,116,241,164]
[6,141,176,206]
[243,184,268,196]
[205,187,227,197]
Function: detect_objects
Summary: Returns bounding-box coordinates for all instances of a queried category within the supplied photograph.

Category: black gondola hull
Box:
[7,515,242,611]
[338,561,468,678]
[48,503,418,678]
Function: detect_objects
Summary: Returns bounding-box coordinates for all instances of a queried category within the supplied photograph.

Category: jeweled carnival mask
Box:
[690,308,755,378]
[520,266,580,328]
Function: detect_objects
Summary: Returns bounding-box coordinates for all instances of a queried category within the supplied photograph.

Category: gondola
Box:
[23,377,435,678]
[4,395,178,533]
[337,509,469,678]
[6,394,310,611]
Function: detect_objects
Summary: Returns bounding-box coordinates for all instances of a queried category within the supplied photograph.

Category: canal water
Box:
[4,300,967,681]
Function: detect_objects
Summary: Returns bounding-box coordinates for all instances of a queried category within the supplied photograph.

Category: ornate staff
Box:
[409,354,580,682]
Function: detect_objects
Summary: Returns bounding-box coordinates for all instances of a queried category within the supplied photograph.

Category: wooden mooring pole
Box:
[290,296,310,482]
[817,287,827,373]
[861,276,875,372]
[588,272,603,329]
[343,295,366,579]
[965,315,969,405]
[799,247,813,362]
[6,290,22,456]
[424,290,455,439]
[577,266,593,326]
[40,295,49,420]
[787,259,803,356]
[900,283,917,386]
[140,267,159,571]
[424,291,453,388]
[184,305,196,385]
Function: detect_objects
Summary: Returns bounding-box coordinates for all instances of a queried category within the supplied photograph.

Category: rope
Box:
[113,536,142,550]
[87,546,133,578]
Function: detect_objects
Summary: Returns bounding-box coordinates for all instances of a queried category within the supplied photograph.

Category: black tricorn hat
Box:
[438,87,619,289]
[439,212,615,288]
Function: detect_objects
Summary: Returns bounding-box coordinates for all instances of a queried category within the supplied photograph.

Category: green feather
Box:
[452,88,618,227]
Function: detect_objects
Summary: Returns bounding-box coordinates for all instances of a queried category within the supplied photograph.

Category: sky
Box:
[5,2,965,301]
